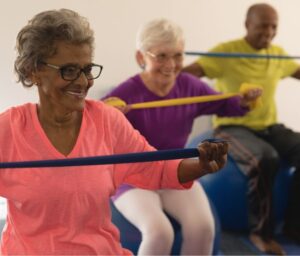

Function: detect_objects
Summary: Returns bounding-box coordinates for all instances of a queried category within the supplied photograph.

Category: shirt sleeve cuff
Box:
[163,159,194,189]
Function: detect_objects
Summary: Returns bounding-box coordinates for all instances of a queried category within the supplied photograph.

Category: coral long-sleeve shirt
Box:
[0,100,187,255]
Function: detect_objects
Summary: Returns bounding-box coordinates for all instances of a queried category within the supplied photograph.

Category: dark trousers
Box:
[214,124,300,239]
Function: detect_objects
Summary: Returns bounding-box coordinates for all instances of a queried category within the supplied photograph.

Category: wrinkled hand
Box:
[197,140,229,174]
[240,88,263,108]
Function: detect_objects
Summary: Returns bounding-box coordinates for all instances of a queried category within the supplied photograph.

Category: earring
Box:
[140,63,145,69]
[33,81,40,86]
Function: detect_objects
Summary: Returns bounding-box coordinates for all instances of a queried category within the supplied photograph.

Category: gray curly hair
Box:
[14,9,95,87]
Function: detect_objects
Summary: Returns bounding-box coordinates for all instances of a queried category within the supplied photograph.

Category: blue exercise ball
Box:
[186,130,294,231]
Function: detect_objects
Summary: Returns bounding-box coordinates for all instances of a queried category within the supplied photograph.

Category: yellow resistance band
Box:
[105,83,262,109]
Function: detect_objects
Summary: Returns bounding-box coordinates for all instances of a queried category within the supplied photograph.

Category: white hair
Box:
[136,18,185,52]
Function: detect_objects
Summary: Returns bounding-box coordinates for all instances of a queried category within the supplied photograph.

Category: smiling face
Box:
[245,5,278,50]
[33,41,94,115]
[138,41,184,91]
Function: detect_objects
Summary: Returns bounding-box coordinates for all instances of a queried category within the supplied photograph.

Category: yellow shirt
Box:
[198,38,299,130]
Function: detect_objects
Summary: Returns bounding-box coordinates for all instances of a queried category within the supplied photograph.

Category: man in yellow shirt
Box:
[184,3,300,255]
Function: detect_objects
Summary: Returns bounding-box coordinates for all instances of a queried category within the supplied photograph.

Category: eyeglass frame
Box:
[39,62,103,81]
[145,51,184,64]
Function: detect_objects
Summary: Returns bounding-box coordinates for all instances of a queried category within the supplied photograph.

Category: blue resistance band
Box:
[0,148,199,169]
[185,51,300,59]
[0,139,227,169]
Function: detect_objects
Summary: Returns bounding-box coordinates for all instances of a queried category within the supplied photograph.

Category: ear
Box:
[31,71,41,86]
[135,51,145,69]
[245,19,250,30]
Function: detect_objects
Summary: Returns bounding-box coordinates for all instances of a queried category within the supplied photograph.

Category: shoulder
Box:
[103,74,151,104]
[177,72,215,94]
[103,74,142,99]
[268,44,288,54]
[208,38,243,52]
[85,99,127,123]
[178,72,211,86]
[85,99,117,115]
[0,103,33,124]
[0,103,33,139]
[0,108,11,132]
[178,72,206,84]
[84,99,136,141]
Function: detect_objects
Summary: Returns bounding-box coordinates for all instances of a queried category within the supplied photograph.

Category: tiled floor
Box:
[220,231,300,255]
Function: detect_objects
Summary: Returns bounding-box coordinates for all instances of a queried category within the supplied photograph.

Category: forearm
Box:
[291,67,300,79]
[177,140,228,184]
[217,96,249,117]
[177,158,209,184]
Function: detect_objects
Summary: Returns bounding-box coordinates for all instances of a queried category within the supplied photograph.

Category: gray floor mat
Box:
[220,231,259,255]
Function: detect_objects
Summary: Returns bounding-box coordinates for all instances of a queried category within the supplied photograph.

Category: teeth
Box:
[66,91,86,98]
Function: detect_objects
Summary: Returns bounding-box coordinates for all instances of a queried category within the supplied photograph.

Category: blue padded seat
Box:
[186,130,294,231]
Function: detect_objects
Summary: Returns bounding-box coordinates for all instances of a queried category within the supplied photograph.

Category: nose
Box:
[75,71,90,86]
[163,56,177,67]
[264,25,276,37]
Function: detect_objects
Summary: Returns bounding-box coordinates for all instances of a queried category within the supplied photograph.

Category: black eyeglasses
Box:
[40,62,103,81]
